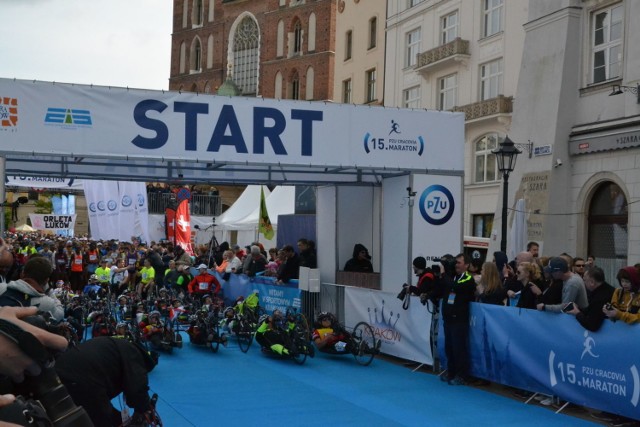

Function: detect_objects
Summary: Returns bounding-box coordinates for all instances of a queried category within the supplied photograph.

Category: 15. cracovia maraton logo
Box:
[419,185,455,225]
[363,120,424,155]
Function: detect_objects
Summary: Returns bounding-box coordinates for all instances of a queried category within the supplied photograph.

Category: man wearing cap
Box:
[537,256,588,313]
[188,264,221,296]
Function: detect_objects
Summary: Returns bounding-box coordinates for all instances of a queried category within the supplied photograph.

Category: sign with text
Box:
[29,214,76,230]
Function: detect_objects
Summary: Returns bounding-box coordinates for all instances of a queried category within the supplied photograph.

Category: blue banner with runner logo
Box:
[191,269,301,314]
[438,303,640,420]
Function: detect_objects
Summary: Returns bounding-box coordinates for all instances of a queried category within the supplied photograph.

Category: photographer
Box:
[397,257,435,304]
[54,337,158,427]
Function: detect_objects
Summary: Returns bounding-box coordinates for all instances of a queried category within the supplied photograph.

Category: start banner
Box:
[28,214,76,231]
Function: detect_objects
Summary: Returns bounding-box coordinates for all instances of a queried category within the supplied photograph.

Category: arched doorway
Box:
[588,181,628,282]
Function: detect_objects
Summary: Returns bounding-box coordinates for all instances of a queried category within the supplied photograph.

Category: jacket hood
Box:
[352,244,371,260]
[622,266,640,291]
[493,251,508,273]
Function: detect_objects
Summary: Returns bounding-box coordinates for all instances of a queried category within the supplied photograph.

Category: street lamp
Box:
[609,83,640,104]
[492,136,522,253]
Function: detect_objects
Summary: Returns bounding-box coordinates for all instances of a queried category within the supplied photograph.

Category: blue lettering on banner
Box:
[132,100,323,156]
[419,185,455,225]
[438,303,640,420]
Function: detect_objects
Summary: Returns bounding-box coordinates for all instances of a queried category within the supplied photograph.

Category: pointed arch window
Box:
[232,17,260,95]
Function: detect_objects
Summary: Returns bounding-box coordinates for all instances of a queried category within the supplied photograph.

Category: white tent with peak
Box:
[212,185,295,247]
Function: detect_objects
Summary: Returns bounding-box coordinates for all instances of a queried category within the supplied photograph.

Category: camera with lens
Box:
[605,303,613,311]
[0,314,94,427]
[396,283,409,301]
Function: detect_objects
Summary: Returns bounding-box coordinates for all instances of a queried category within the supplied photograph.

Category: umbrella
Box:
[15,224,35,232]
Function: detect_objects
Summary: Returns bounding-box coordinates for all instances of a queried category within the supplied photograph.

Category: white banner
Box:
[83,180,120,240]
[411,174,463,263]
[5,176,84,190]
[28,214,76,230]
[117,181,150,244]
[344,287,433,365]
[0,78,464,172]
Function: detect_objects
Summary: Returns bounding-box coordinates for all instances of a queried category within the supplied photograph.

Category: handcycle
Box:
[313,313,380,366]
[257,307,315,365]
[187,308,225,352]
[222,292,265,353]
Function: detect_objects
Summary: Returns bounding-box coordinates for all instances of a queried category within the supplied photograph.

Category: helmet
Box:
[116,322,127,330]
[317,312,335,323]
[158,288,168,294]
[149,310,161,318]
[224,307,235,318]
[285,307,296,319]
[202,294,211,301]
[117,294,128,302]
[55,280,65,287]
[258,314,270,325]
[272,309,283,320]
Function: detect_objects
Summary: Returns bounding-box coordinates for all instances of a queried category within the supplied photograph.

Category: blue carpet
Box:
[135,333,597,427]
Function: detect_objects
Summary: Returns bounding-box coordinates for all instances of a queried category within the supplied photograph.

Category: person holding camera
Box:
[603,265,640,324]
[397,257,435,305]
[564,266,614,332]
[54,336,158,427]
[435,253,476,386]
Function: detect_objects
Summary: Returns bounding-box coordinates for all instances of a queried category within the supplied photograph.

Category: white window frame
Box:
[474,133,501,183]
[591,3,624,84]
[343,79,352,104]
[438,74,457,110]
[366,68,377,103]
[403,86,420,109]
[405,28,421,68]
[408,0,424,8]
[482,0,503,38]
[480,59,503,101]
[441,10,459,45]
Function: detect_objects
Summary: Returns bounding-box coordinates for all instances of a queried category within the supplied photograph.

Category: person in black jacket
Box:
[343,244,373,273]
[297,239,317,269]
[276,245,300,284]
[434,253,477,385]
[54,336,158,427]
[565,266,614,332]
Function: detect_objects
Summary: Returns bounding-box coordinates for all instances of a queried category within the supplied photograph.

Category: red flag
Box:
[175,200,194,256]
[165,207,175,244]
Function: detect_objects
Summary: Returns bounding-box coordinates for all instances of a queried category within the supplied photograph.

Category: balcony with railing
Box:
[452,95,513,123]
[415,38,470,76]
[147,192,222,216]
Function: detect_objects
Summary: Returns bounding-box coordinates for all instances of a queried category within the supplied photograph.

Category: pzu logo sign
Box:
[419,185,455,225]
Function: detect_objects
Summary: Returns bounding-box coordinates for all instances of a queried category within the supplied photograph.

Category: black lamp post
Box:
[492,136,522,253]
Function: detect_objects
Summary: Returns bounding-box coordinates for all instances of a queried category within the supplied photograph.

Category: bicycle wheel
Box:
[208,320,220,353]
[290,334,308,365]
[237,318,253,353]
[352,322,376,366]
[295,314,310,342]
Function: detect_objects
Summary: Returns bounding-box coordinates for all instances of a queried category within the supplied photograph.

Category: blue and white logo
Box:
[137,193,145,207]
[89,202,97,213]
[122,195,132,207]
[107,200,118,211]
[44,108,93,127]
[363,120,424,156]
[97,201,106,212]
[419,185,455,225]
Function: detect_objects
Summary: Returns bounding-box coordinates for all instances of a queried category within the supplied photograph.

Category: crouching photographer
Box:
[0,306,92,426]
[396,257,437,310]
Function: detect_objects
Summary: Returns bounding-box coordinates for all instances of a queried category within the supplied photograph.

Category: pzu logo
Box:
[419,185,455,225]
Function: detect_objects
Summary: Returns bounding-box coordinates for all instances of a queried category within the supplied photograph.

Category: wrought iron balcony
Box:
[415,38,470,75]
[452,95,513,122]
[147,192,222,216]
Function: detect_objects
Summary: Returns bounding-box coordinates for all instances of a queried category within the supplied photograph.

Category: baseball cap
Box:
[197,263,208,269]
[544,257,568,274]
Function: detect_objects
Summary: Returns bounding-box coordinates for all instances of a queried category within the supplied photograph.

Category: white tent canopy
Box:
[215,185,270,229]
[234,185,295,229]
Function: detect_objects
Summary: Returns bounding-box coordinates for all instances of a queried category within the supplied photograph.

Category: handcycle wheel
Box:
[208,320,220,353]
[237,318,253,353]
[352,322,376,366]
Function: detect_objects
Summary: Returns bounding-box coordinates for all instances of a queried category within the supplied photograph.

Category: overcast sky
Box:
[0,0,173,90]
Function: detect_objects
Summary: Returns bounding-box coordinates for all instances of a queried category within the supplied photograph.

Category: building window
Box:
[441,10,458,44]
[190,38,202,72]
[473,214,494,238]
[232,16,260,95]
[342,79,352,103]
[403,86,420,108]
[474,133,500,183]
[293,20,303,54]
[366,68,376,103]
[405,28,421,68]
[290,72,300,100]
[345,30,353,60]
[482,0,503,38]
[592,4,623,84]
[193,0,203,26]
[408,0,424,8]
[369,17,377,49]
[480,59,502,100]
[438,74,457,110]
[306,66,314,100]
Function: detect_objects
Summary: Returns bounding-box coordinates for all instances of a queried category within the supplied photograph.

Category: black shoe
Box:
[590,411,615,422]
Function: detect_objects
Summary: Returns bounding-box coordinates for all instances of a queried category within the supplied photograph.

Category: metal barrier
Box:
[147,192,221,216]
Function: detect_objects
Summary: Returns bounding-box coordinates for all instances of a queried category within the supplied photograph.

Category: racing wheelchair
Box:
[313,312,380,366]
[256,307,315,365]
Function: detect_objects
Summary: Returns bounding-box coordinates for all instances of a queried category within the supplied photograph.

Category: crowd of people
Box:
[399,241,639,425]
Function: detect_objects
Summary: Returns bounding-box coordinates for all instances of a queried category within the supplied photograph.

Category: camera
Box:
[561,302,575,313]
[396,283,409,301]
[605,303,613,311]
[5,315,95,426]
